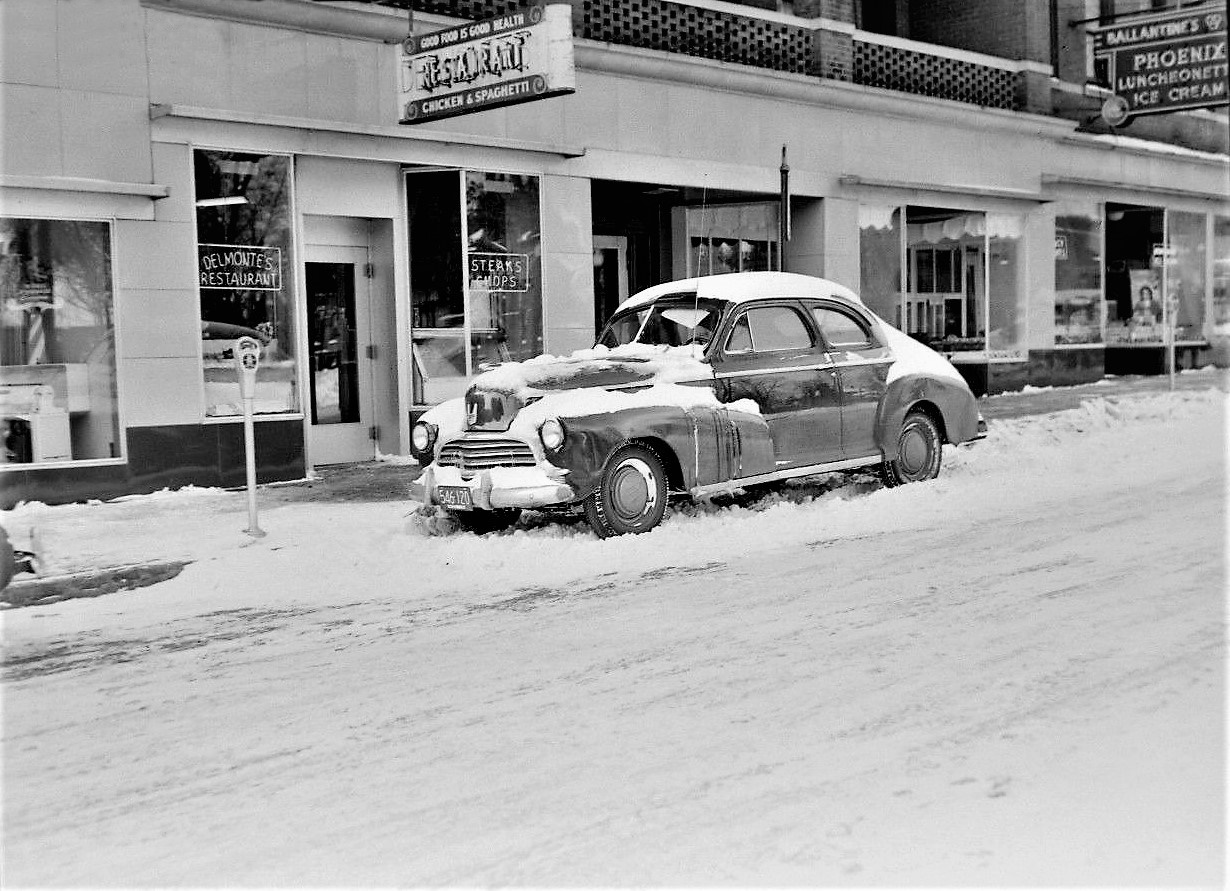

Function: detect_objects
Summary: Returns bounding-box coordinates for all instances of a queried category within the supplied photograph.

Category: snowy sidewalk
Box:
[1,367,1224,607]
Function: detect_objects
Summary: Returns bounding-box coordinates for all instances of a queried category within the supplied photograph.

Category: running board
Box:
[690,454,881,499]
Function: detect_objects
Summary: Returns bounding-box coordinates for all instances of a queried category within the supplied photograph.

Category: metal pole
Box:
[778,145,790,271]
[1163,252,1175,391]
[243,396,264,538]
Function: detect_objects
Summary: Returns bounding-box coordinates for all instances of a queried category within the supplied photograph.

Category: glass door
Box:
[305,246,375,464]
[593,235,628,337]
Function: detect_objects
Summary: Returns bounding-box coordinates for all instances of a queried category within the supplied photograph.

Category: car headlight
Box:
[539,418,566,451]
[411,421,437,455]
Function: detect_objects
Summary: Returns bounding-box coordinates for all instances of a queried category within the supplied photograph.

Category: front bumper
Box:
[410,463,575,511]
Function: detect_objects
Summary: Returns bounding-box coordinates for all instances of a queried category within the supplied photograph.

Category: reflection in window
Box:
[1054,203,1104,345]
[1168,210,1207,342]
[0,219,119,464]
[194,150,297,416]
[306,262,358,425]
[408,169,543,405]
[1214,216,1230,331]
[812,307,872,348]
[858,204,902,324]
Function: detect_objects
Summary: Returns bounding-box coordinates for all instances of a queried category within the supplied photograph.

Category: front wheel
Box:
[882,411,942,487]
[583,444,668,538]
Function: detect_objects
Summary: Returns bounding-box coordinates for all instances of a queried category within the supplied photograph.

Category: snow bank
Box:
[1,386,1220,629]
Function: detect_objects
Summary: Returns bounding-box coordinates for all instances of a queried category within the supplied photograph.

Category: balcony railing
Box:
[398,0,1027,112]
[852,33,1018,110]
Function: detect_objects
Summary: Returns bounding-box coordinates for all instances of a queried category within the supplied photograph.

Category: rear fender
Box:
[875,374,981,459]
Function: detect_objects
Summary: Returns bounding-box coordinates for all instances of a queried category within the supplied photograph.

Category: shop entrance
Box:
[593,235,628,335]
[304,239,376,465]
[1105,203,1165,342]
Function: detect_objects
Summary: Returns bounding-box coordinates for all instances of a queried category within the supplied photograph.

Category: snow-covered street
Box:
[2,382,1226,885]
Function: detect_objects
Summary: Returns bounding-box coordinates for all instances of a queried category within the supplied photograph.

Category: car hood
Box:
[464,344,713,431]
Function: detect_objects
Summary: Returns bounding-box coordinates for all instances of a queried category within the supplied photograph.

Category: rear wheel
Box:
[882,411,942,487]
[583,444,668,538]
[449,508,522,535]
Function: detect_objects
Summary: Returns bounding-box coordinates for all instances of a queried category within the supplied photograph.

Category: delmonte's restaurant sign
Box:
[1093,5,1228,119]
[399,4,575,124]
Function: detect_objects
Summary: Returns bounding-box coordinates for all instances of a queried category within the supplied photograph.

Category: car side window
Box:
[726,306,813,354]
[725,315,753,353]
[811,306,874,350]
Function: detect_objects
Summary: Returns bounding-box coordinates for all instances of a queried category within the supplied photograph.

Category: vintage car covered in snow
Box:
[409,272,985,537]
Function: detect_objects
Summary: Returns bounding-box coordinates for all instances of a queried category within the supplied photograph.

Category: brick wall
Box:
[794,0,855,21]
[908,0,1051,64]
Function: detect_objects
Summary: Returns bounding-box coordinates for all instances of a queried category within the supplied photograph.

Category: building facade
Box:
[1,0,1227,505]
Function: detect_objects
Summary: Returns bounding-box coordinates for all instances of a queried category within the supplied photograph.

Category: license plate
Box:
[437,486,472,509]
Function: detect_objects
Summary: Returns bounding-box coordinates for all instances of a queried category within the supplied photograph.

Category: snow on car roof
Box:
[620,272,863,311]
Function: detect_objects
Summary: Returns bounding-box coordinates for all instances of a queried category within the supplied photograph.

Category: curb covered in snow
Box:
[1,561,190,609]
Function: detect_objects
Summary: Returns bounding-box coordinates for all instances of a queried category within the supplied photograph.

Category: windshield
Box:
[598,297,726,349]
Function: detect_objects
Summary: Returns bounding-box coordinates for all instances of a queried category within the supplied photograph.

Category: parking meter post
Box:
[234,337,265,538]
[1162,252,1175,391]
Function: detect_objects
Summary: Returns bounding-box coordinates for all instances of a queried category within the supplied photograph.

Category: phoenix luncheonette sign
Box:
[1093,5,1228,119]
[399,4,576,125]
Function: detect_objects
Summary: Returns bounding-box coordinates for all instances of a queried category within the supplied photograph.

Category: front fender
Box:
[876,374,981,458]
[548,404,773,498]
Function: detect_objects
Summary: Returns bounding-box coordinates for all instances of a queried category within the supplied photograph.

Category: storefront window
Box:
[987,213,1026,360]
[686,204,778,276]
[194,150,297,417]
[1054,203,1104,345]
[1167,210,1206,342]
[1214,216,1230,333]
[408,169,543,405]
[0,219,120,464]
[858,204,902,324]
[905,207,986,356]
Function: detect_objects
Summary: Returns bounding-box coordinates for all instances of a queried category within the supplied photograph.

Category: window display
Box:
[904,208,988,356]
[408,169,543,406]
[686,204,778,277]
[860,204,1027,361]
[194,150,298,417]
[1054,203,1104,345]
[0,218,120,465]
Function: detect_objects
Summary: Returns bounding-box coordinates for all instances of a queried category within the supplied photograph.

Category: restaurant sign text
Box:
[199,244,282,291]
[1093,6,1228,118]
[399,4,576,125]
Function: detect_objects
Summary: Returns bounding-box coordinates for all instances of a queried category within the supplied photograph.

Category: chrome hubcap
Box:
[900,426,932,476]
[610,458,657,521]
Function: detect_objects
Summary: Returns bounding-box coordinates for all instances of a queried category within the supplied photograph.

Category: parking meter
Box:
[234,336,262,400]
[233,336,265,537]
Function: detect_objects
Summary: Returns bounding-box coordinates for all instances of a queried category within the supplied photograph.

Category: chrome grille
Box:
[437,436,536,471]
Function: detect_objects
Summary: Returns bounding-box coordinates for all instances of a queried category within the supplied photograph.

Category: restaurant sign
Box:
[199,244,282,291]
[1092,5,1228,119]
[469,253,530,292]
[399,4,575,125]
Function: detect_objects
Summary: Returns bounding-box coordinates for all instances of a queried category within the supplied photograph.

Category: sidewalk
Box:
[2,369,1224,607]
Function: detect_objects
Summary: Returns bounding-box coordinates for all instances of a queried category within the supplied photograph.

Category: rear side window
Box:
[726,306,814,353]
[812,306,874,349]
